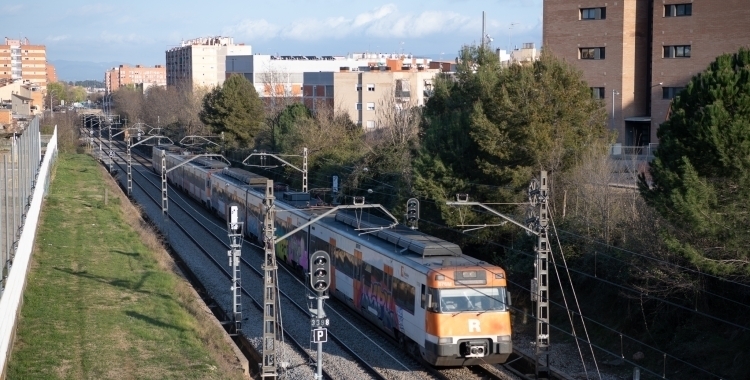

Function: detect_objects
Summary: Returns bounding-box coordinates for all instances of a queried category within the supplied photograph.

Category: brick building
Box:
[105,64,166,93]
[543,1,750,145]
[0,38,48,88]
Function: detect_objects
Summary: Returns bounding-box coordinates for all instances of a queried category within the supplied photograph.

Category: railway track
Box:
[93,133,572,380]
[104,140,440,379]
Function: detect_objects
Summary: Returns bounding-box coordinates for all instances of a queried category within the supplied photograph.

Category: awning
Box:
[624,116,651,122]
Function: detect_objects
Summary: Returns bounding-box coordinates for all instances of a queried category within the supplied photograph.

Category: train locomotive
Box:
[152,145,513,366]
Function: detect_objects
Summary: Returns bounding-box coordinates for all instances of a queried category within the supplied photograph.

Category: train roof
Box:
[219,167,268,186]
[309,209,485,274]
[334,211,463,258]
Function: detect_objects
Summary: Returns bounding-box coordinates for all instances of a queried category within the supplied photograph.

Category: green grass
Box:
[8,154,243,380]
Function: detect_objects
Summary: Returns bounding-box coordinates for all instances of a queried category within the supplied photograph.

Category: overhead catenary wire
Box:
[161,148,728,379]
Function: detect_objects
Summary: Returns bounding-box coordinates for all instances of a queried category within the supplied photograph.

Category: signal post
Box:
[309,250,331,380]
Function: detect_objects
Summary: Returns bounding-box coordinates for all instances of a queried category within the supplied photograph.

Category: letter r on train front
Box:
[468,319,481,332]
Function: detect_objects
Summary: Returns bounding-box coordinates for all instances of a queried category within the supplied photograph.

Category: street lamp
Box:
[508,22,518,52]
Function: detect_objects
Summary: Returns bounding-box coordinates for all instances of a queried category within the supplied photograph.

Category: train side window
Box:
[363,264,372,287]
[420,284,426,309]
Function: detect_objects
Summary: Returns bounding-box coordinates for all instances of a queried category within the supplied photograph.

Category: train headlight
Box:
[438,337,453,344]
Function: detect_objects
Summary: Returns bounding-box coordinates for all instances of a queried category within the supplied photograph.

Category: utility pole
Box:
[447,171,551,379]
[530,172,550,379]
[227,205,243,332]
[261,179,280,379]
[259,195,399,378]
[309,250,331,380]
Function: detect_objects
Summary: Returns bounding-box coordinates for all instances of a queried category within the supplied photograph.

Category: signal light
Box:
[406,198,419,229]
[309,250,331,293]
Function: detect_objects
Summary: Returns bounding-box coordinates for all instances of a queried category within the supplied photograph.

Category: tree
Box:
[415,46,609,238]
[639,48,750,277]
[199,74,265,148]
[46,82,67,108]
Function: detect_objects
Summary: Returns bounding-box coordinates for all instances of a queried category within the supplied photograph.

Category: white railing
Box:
[0,123,57,377]
[610,143,658,161]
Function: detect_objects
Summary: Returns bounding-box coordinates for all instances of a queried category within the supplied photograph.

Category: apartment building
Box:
[0,38,48,88]
[46,63,57,83]
[165,36,251,89]
[105,64,166,93]
[543,1,750,145]
[0,80,44,116]
[303,58,439,128]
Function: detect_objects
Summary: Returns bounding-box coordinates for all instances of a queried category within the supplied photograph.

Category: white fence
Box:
[0,123,58,377]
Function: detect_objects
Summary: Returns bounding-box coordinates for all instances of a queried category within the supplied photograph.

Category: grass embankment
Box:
[8,153,245,380]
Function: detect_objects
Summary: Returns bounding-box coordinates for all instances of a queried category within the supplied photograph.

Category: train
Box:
[151,145,513,366]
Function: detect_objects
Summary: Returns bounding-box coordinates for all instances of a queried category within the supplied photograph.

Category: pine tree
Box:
[639,48,750,277]
[199,74,265,147]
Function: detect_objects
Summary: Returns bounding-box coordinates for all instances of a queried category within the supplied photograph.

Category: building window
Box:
[366,120,376,129]
[662,87,684,99]
[356,84,362,91]
[665,4,692,17]
[664,45,691,58]
[580,7,606,20]
[366,102,375,111]
[580,47,605,60]
[356,103,362,110]
[591,87,605,99]
[367,84,375,91]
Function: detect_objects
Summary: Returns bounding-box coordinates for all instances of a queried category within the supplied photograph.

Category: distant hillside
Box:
[51,60,131,82]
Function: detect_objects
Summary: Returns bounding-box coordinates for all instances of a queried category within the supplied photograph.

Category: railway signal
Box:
[226,205,243,332]
[310,251,330,293]
[406,198,419,229]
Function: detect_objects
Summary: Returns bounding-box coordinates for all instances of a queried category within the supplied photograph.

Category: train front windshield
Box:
[438,287,507,313]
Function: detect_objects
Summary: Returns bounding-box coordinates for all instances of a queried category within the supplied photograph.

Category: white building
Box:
[226,54,359,97]
[165,36,251,89]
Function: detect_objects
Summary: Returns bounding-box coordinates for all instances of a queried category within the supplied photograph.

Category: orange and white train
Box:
[153,145,513,366]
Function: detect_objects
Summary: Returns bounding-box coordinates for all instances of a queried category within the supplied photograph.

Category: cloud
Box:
[2,4,23,13]
[352,4,396,27]
[365,10,473,38]
[226,4,476,43]
[97,31,150,44]
[78,4,114,15]
[225,19,282,41]
[46,35,70,42]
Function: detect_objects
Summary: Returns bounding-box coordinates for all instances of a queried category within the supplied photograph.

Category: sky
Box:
[1,0,542,80]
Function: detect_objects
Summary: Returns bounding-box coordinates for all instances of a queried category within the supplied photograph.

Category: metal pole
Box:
[316,296,324,380]
[127,139,132,196]
[303,147,308,193]
[12,135,17,254]
[534,171,550,379]
[161,150,167,215]
[4,156,8,269]
[261,179,278,379]
[1,155,5,292]
[108,124,112,173]
[227,206,243,332]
